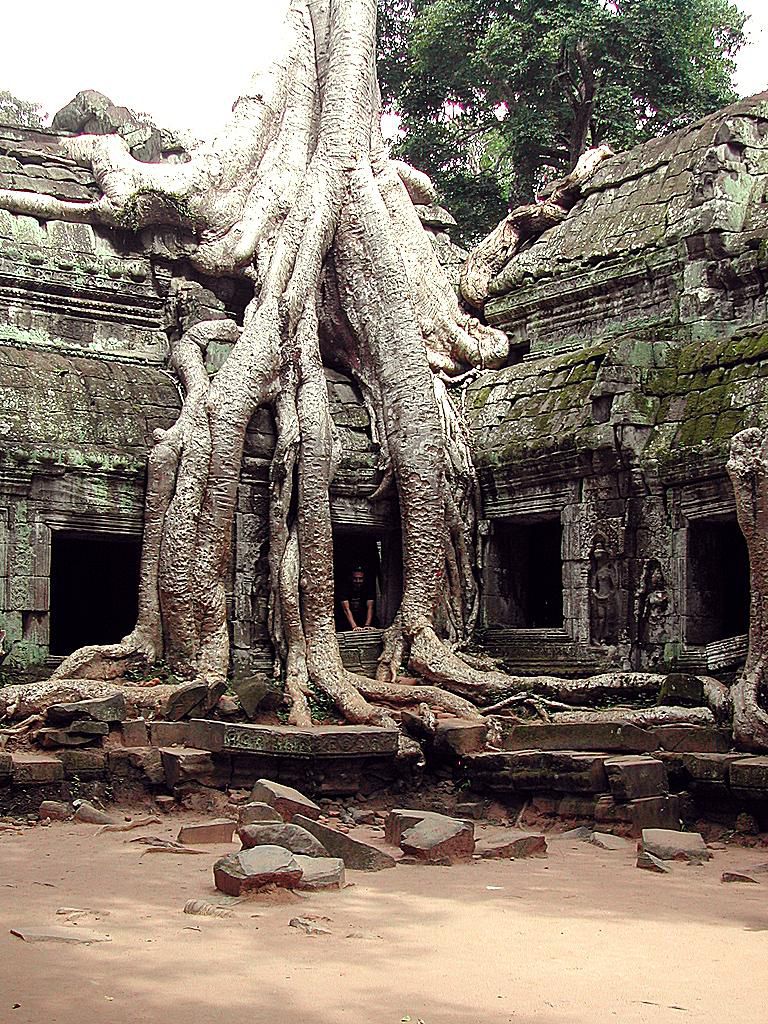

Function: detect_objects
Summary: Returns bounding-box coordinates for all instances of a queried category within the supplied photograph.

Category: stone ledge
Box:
[222,723,399,758]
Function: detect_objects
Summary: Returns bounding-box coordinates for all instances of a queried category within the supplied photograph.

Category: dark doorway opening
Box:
[333,528,402,631]
[486,518,564,628]
[49,531,141,657]
[686,519,749,645]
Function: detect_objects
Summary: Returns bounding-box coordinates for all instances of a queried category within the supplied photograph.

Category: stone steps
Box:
[463,746,768,834]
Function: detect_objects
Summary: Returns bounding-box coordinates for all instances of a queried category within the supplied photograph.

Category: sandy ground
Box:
[1,812,766,1024]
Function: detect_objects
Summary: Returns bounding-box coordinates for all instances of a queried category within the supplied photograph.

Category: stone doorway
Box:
[48,531,141,657]
[685,518,749,645]
[486,518,564,628]
[332,528,403,632]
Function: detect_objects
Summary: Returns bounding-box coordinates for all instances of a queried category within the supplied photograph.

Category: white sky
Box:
[2,0,768,138]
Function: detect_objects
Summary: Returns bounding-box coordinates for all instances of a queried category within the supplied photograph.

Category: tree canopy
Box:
[378,0,747,240]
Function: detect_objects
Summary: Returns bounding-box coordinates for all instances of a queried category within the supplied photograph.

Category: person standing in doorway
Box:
[339,566,375,630]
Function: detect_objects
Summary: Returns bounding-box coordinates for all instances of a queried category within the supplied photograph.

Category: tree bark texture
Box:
[727,428,768,750]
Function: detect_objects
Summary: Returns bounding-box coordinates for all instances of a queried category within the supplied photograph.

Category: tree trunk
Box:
[727,428,768,750]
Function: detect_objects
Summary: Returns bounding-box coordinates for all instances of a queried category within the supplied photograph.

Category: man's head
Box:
[351,567,365,588]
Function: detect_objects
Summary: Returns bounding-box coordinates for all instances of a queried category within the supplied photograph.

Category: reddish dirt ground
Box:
[1,812,766,1024]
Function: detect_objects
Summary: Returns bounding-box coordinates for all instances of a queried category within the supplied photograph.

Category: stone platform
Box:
[0,720,404,815]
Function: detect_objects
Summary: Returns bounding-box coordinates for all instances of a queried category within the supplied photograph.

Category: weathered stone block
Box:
[641,828,710,864]
[149,722,189,747]
[225,723,398,758]
[57,749,107,776]
[186,719,226,753]
[502,722,658,753]
[400,814,475,865]
[46,693,127,725]
[120,719,149,747]
[238,801,283,826]
[0,753,13,779]
[213,846,303,896]
[293,814,396,870]
[161,683,208,722]
[652,726,731,753]
[475,831,547,859]
[681,753,744,785]
[177,820,236,845]
[434,719,488,757]
[160,748,231,789]
[594,795,633,824]
[657,674,704,707]
[294,855,346,890]
[238,822,328,858]
[12,753,63,785]
[250,779,321,821]
[604,755,668,800]
[730,757,768,796]
[107,747,165,785]
[629,796,680,835]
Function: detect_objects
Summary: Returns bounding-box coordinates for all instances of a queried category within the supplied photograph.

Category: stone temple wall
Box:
[465,93,768,676]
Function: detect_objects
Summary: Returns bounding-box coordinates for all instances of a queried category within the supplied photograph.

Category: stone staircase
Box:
[473,628,614,677]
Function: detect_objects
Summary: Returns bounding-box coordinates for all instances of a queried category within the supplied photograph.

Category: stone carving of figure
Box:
[589,537,619,644]
[637,559,670,661]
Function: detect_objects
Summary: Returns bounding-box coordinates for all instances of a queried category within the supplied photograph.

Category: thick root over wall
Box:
[0,0,755,748]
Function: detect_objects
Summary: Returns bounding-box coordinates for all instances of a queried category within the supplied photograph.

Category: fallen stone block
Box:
[502,722,658,754]
[294,855,346,890]
[293,814,396,870]
[628,795,681,835]
[11,754,64,785]
[475,831,547,859]
[554,826,594,843]
[120,719,149,747]
[177,819,237,845]
[107,747,165,785]
[0,753,12,779]
[74,801,116,825]
[238,801,283,826]
[231,676,270,718]
[400,814,475,865]
[46,693,127,726]
[161,683,209,722]
[289,916,331,935]
[238,822,328,858]
[657,673,703,707]
[641,828,711,864]
[590,832,631,851]
[721,872,760,884]
[38,800,74,821]
[604,756,668,800]
[10,927,112,944]
[385,809,436,845]
[250,779,321,821]
[213,845,303,896]
[636,850,671,874]
[434,719,488,757]
[160,747,231,789]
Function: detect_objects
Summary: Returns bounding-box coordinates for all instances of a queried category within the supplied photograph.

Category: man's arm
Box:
[364,599,374,627]
[341,600,358,630]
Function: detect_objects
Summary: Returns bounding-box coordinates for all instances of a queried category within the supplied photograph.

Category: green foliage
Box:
[124,661,182,686]
[0,89,45,128]
[378,0,746,240]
